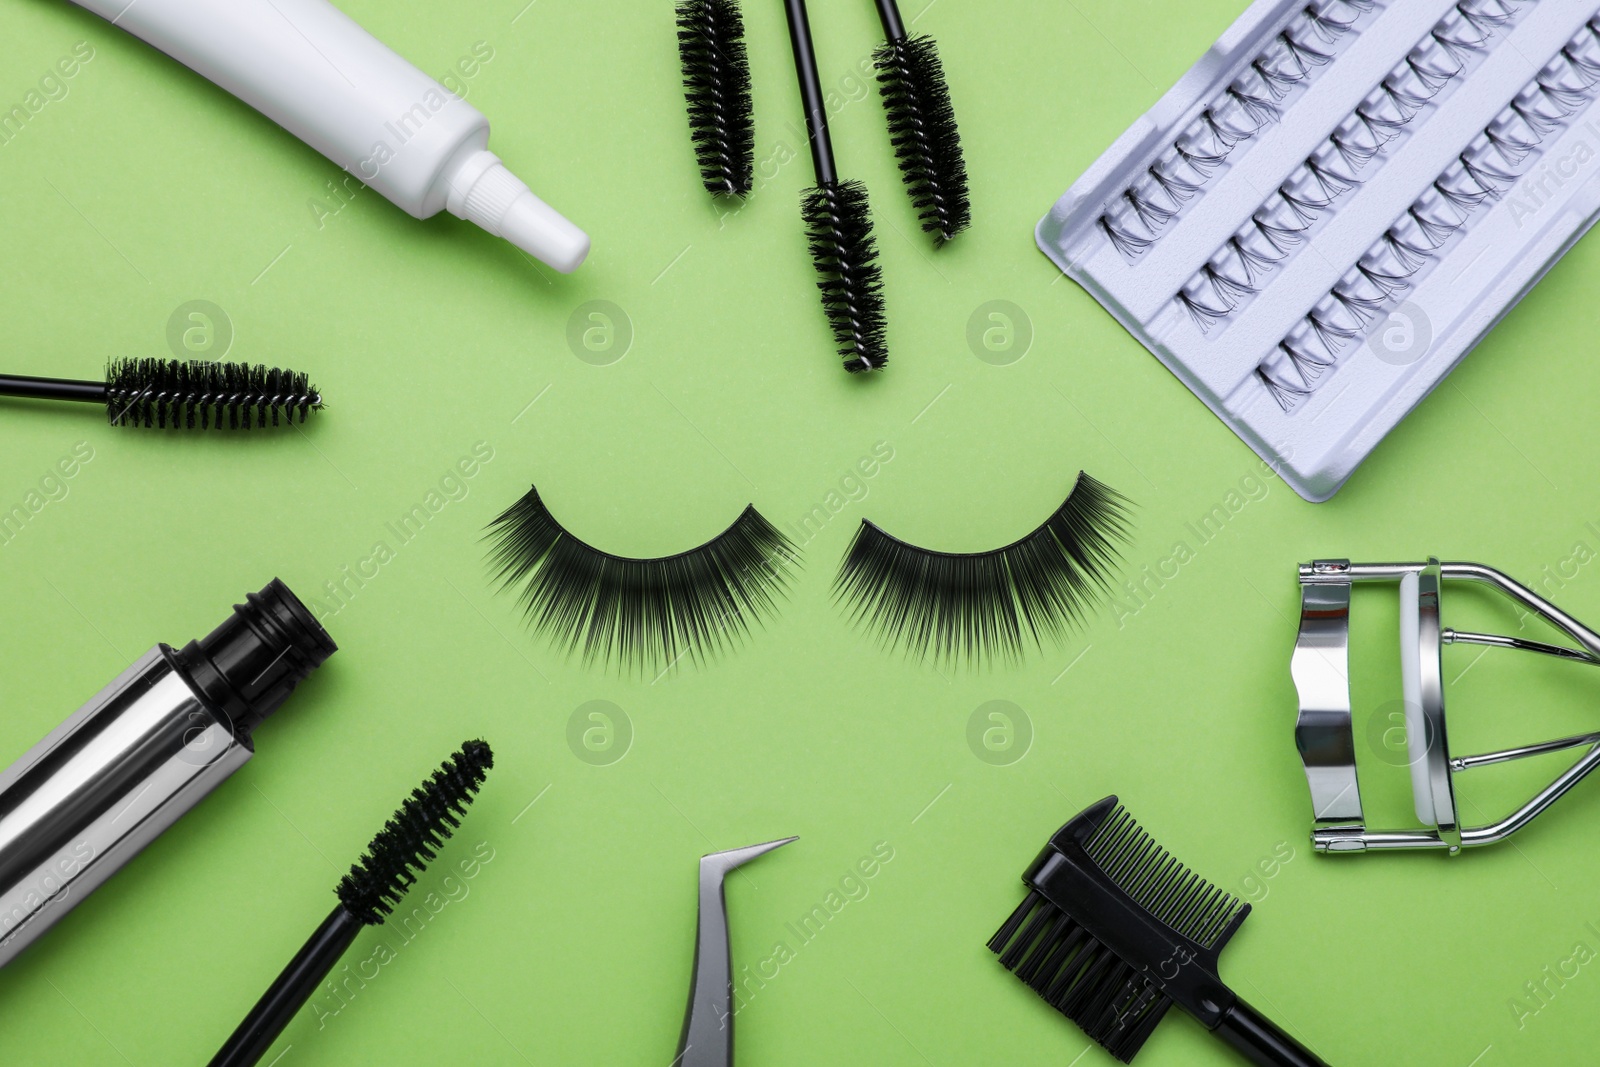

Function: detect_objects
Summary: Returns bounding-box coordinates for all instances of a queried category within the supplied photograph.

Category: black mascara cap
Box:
[175,579,338,740]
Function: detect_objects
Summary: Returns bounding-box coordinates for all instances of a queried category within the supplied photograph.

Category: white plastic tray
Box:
[1039,0,1600,501]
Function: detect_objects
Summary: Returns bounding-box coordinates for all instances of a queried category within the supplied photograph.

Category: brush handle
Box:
[1216,1000,1331,1067]
[782,0,836,184]
[208,905,364,1067]
[0,374,107,404]
[873,0,907,41]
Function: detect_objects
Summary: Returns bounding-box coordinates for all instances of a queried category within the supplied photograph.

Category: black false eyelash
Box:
[1537,72,1593,113]
[1511,95,1563,136]
[486,487,799,673]
[1485,120,1539,164]
[1229,233,1282,275]
[1279,181,1332,225]
[1201,262,1256,307]
[1201,106,1252,149]
[1147,160,1202,202]
[1330,128,1381,169]
[1306,156,1359,198]
[1382,226,1435,271]
[1432,174,1489,212]
[1178,288,1230,330]
[1460,149,1515,197]
[1357,259,1413,298]
[1253,212,1306,252]
[834,474,1132,665]
[1407,50,1462,94]
[1304,3,1360,42]
[1381,75,1434,121]
[1409,203,1461,247]
[1252,56,1302,100]
[1227,84,1281,128]
[1174,137,1228,176]
[1356,100,1407,142]
[1100,214,1152,258]
[1307,307,1362,352]
[1563,44,1600,85]
[1281,337,1334,382]
[1330,282,1387,326]
[1277,26,1335,74]
[1123,187,1176,228]
[1258,365,1313,411]
[1457,0,1517,36]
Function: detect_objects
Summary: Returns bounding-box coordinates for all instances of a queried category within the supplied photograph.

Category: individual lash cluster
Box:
[1179,0,1525,331]
[1258,16,1600,411]
[1099,0,1375,261]
[834,473,1132,665]
[676,0,755,197]
[486,486,800,674]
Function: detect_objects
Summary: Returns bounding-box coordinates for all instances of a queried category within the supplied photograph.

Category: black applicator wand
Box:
[871,0,971,244]
[0,358,322,429]
[207,741,494,1067]
[677,0,755,197]
[783,0,888,374]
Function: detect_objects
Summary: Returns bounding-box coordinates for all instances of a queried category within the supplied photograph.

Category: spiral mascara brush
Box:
[677,0,755,197]
[207,741,494,1067]
[871,0,970,244]
[782,0,887,374]
[0,358,322,429]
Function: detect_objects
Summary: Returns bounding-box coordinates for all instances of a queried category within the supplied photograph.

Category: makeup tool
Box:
[1296,558,1600,855]
[486,485,800,673]
[70,0,589,273]
[1038,1,1600,501]
[207,740,494,1067]
[677,837,798,1067]
[677,0,755,197]
[871,0,970,244]
[990,797,1330,1066]
[782,0,888,373]
[835,472,1132,664]
[0,580,335,968]
[0,358,322,429]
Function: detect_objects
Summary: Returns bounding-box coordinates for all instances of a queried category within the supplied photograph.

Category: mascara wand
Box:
[783,0,888,374]
[871,0,970,244]
[207,741,494,1067]
[677,0,755,197]
[0,358,322,429]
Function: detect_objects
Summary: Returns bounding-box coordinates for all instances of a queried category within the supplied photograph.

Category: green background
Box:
[2,0,1599,1063]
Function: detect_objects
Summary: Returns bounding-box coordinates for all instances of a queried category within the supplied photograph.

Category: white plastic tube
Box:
[70,0,590,272]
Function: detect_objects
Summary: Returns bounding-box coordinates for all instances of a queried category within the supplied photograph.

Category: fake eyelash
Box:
[1179,0,1530,330]
[1097,1,1370,260]
[485,486,799,673]
[834,473,1133,665]
[1258,29,1600,413]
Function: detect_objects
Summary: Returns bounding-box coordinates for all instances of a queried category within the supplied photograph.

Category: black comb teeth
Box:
[676,0,754,197]
[801,180,887,373]
[874,34,971,243]
[1086,805,1247,949]
[105,358,321,429]
[336,740,494,925]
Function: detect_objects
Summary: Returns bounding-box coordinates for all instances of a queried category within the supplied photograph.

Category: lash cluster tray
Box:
[1039,0,1600,501]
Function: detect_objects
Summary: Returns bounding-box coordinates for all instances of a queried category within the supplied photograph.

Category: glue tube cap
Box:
[175,579,338,739]
[445,148,590,273]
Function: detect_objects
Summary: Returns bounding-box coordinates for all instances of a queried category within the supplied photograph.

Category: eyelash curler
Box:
[1294,557,1600,855]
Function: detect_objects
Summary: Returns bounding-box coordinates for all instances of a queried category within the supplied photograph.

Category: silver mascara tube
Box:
[0,579,336,967]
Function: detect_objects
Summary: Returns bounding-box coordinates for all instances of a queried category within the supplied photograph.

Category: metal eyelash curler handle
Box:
[1294,558,1600,855]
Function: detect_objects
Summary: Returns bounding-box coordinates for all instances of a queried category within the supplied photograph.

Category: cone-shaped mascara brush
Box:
[871,0,970,244]
[206,741,494,1067]
[677,0,755,197]
[0,358,322,429]
[783,0,887,374]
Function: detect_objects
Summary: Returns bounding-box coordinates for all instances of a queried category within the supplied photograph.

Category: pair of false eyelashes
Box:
[486,473,1132,673]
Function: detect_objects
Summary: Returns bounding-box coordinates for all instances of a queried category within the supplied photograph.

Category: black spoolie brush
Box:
[207,741,494,1067]
[676,0,755,197]
[0,358,322,429]
[989,797,1330,1066]
[872,0,970,244]
[783,0,888,374]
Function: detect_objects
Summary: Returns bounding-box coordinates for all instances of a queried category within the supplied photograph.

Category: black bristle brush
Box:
[0,358,322,429]
[207,741,494,1067]
[989,798,1330,1066]
[783,0,888,374]
[871,0,970,244]
[676,0,755,197]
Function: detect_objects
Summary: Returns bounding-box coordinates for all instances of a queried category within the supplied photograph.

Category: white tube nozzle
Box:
[445,150,590,274]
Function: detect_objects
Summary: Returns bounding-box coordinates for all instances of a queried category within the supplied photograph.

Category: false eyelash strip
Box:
[1257,26,1600,412]
[833,473,1132,665]
[1177,0,1528,332]
[485,487,800,674]
[1041,1,1600,502]
[1093,1,1377,262]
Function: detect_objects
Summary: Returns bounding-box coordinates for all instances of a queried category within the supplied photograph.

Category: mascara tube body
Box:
[68,0,590,273]
[0,580,335,968]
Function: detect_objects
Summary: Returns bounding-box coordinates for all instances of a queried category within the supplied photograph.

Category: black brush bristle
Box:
[835,473,1133,663]
[874,34,971,243]
[801,180,887,373]
[105,358,321,430]
[336,741,494,926]
[988,801,1250,1063]
[676,0,754,197]
[485,487,800,674]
